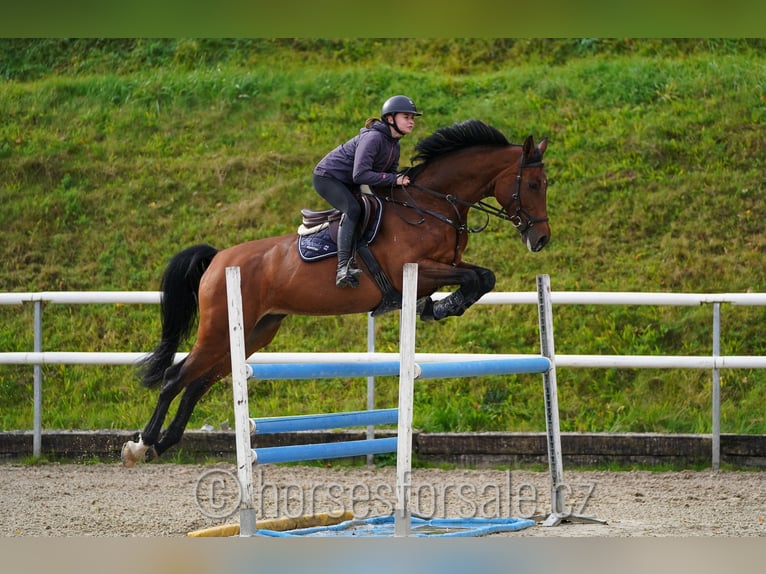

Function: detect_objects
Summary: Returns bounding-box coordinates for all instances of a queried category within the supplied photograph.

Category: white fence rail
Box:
[2,290,766,467]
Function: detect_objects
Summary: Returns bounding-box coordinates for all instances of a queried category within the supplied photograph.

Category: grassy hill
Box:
[1,39,765,438]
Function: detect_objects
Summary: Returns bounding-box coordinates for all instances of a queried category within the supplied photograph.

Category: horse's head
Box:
[494,135,550,252]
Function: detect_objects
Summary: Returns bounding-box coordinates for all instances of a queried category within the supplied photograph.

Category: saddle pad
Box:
[297,226,337,261]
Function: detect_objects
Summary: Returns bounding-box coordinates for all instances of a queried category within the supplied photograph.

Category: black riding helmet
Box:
[381,95,422,118]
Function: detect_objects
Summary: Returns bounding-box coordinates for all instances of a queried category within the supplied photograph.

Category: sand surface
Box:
[2,462,764,537]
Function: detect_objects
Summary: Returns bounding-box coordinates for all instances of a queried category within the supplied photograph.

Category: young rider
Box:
[313,95,421,287]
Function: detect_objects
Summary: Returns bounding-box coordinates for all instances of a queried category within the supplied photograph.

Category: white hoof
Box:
[121,438,149,468]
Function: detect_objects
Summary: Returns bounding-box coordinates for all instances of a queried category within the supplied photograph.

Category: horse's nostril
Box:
[536,235,549,251]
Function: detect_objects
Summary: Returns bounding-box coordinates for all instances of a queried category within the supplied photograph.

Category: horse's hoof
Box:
[121,437,154,468]
[121,440,140,468]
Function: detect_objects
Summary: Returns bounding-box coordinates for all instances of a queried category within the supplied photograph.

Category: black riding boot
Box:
[335,215,362,288]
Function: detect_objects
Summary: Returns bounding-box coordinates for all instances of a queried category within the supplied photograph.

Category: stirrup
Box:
[336,260,362,288]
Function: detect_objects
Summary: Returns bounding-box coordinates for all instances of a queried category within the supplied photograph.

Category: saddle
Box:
[297,192,383,262]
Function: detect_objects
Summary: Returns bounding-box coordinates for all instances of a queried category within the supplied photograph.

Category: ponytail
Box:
[364,117,381,129]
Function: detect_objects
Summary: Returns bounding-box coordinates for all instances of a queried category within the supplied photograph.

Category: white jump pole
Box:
[225,267,257,537]
[394,263,418,537]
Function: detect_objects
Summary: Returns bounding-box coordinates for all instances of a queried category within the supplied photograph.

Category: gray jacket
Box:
[314,121,400,187]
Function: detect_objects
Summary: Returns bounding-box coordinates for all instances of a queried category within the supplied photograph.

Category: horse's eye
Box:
[528,182,538,190]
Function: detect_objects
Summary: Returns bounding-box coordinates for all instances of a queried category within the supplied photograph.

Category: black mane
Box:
[411,120,510,169]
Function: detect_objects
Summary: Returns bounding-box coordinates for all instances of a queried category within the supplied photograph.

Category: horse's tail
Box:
[138,243,219,388]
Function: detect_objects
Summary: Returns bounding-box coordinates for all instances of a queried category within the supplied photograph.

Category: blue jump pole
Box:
[418,357,550,378]
[253,437,398,465]
[246,357,550,381]
[247,361,402,380]
[251,408,399,434]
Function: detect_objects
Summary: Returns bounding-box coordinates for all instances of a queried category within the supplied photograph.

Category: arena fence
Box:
[1,288,766,469]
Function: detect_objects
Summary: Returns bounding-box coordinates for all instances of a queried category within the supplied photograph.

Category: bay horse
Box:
[121,119,550,467]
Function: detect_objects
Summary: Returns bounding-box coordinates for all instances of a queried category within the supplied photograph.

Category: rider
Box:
[313,95,421,287]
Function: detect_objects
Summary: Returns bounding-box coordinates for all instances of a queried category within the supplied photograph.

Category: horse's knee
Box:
[477,268,496,293]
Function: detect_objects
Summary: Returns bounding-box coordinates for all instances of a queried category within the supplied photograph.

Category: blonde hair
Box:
[364,117,381,129]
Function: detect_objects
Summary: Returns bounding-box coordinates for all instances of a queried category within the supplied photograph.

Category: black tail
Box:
[138,244,219,388]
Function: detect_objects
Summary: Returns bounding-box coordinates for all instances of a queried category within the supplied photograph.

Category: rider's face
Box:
[390,112,416,136]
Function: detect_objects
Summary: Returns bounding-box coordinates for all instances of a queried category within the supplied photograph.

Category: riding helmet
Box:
[381,95,422,118]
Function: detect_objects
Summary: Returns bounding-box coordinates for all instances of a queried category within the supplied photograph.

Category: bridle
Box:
[382,154,547,264]
[497,159,549,233]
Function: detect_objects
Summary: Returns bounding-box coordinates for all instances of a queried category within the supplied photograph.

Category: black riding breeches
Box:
[313,174,361,227]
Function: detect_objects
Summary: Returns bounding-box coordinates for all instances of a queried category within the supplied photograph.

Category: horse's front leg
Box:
[418,263,495,321]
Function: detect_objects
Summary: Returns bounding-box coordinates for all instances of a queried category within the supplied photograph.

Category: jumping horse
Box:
[121,119,550,467]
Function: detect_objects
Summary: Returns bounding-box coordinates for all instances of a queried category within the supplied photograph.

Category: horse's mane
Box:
[409,120,510,174]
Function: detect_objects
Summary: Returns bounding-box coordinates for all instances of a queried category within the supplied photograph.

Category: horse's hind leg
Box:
[134,349,228,462]
[121,360,189,467]
[150,313,287,460]
[151,375,217,459]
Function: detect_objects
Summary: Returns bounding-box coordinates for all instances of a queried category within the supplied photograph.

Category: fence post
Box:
[366,312,376,466]
[33,300,43,459]
[712,303,721,470]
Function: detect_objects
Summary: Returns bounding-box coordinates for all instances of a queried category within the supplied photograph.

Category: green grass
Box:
[1,39,765,437]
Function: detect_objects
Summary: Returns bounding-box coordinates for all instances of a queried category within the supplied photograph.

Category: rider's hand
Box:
[395,174,410,186]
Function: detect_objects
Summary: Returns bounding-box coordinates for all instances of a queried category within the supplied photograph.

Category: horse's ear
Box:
[522,135,535,157]
[538,137,548,155]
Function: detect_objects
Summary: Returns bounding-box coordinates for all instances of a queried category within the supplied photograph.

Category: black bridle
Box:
[498,160,549,233]
[383,157,548,264]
